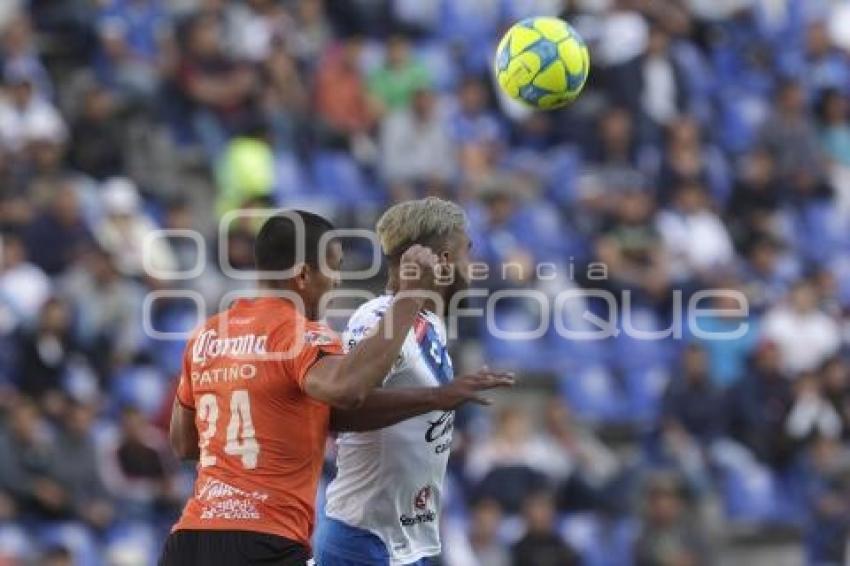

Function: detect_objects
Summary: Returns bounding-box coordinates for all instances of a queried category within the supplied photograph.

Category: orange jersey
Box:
[172,297,342,546]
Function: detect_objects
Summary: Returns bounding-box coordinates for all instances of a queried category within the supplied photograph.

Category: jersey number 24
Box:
[197,390,259,469]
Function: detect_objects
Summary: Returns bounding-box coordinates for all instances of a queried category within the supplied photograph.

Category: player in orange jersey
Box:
[159,210,512,565]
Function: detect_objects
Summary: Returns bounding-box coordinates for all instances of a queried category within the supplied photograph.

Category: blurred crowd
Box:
[1,0,850,564]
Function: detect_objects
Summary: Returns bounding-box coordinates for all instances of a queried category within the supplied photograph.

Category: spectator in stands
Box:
[470,176,535,289]
[53,401,114,530]
[539,399,621,512]
[594,187,670,306]
[177,12,258,158]
[13,298,78,415]
[656,182,735,285]
[820,357,850,439]
[785,370,843,446]
[726,341,795,469]
[0,230,49,330]
[380,87,455,193]
[101,405,181,521]
[443,498,509,566]
[368,34,430,114]
[23,179,92,276]
[792,21,850,97]
[693,287,760,388]
[739,237,798,315]
[288,0,331,65]
[759,80,825,185]
[225,0,291,63]
[511,490,580,566]
[314,38,376,152]
[68,83,126,180]
[634,472,711,566]
[662,344,725,445]
[0,63,66,156]
[725,147,782,250]
[579,108,647,221]
[466,407,562,513]
[0,399,70,520]
[761,279,841,376]
[0,10,53,99]
[655,116,730,205]
[41,546,73,566]
[95,0,172,98]
[59,245,144,377]
[638,26,688,135]
[94,176,176,278]
[817,88,850,218]
[802,435,850,564]
[261,46,308,151]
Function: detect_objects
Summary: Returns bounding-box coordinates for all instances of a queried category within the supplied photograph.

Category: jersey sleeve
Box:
[175,342,195,409]
[343,298,412,381]
[273,321,343,392]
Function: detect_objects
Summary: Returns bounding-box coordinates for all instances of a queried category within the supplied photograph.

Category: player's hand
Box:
[397,244,440,293]
[434,368,515,409]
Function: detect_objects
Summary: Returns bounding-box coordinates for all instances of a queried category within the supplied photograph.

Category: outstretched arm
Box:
[330,370,515,432]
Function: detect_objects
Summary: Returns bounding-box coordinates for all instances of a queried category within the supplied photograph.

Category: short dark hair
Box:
[254,210,335,273]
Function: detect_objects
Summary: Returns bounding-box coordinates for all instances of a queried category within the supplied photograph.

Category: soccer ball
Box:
[494,17,590,110]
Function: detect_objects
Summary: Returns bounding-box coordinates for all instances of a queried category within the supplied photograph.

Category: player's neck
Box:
[255,282,318,319]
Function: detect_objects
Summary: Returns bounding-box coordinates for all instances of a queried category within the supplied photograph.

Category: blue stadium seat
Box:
[111,364,169,419]
[561,513,637,566]
[624,366,671,423]
[37,522,100,566]
[273,151,313,201]
[559,363,628,424]
[414,41,459,92]
[722,463,785,523]
[311,152,381,206]
[0,524,33,563]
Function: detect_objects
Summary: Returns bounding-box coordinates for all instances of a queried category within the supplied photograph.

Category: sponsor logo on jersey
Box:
[399,511,436,527]
[304,329,335,346]
[414,486,432,510]
[425,410,454,454]
[192,330,268,363]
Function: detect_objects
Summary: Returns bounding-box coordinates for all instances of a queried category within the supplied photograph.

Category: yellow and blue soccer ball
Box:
[494,17,590,110]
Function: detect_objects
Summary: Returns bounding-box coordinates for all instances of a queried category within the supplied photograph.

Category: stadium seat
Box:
[414,41,458,92]
[111,363,170,419]
[37,522,100,566]
[624,366,671,423]
[311,152,382,206]
[273,151,313,201]
[722,462,785,523]
[559,363,628,424]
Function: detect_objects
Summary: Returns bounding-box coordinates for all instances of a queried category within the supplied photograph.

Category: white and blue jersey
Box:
[316,295,454,566]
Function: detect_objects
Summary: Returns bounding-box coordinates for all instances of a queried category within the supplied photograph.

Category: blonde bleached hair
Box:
[376,197,468,257]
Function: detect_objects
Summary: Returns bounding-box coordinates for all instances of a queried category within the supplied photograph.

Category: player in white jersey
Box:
[315,198,511,566]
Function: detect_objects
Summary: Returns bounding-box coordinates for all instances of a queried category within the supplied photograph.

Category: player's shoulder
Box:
[344,295,394,350]
[346,295,393,332]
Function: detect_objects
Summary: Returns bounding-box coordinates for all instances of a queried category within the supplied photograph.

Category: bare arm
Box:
[330,370,515,432]
[304,245,439,410]
[169,398,199,461]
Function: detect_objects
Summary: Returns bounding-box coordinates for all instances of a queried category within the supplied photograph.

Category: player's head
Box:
[377,197,471,302]
[255,210,341,320]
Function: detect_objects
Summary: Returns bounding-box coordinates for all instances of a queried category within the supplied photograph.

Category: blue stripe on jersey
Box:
[414,317,453,385]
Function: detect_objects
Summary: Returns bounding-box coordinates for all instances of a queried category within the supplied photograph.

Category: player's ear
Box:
[292,262,309,290]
